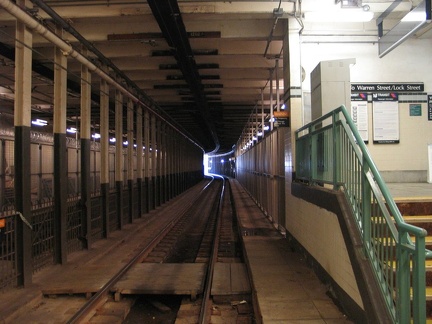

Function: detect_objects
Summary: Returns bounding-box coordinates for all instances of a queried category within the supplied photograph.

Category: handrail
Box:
[295,105,430,324]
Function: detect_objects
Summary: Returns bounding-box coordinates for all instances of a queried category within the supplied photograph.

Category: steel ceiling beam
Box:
[146,0,220,153]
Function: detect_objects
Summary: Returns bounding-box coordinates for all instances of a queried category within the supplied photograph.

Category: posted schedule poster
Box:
[372,93,399,144]
[351,93,369,143]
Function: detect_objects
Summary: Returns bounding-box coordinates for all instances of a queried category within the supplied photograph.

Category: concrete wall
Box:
[284,128,364,312]
[300,38,432,182]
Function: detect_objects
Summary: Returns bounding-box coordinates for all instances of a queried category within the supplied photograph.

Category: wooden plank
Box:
[113,263,206,295]
[211,263,231,295]
[211,262,250,296]
[230,263,251,294]
[41,265,119,295]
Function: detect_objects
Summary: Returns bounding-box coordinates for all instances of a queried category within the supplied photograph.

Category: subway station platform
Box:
[1,180,430,323]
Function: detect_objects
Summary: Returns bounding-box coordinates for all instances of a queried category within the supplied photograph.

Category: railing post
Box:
[310,125,316,184]
[397,233,411,324]
[412,236,426,324]
[362,160,371,251]
[332,111,340,189]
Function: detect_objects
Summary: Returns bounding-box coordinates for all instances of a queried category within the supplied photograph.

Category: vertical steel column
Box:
[275,59,280,112]
[144,109,150,213]
[100,75,110,238]
[14,0,33,286]
[127,98,134,223]
[153,116,159,208]
[80,47,92,249]
[261,89,265,136]
[53,24,68,264]
[136,106,143,218]
[115,90,123,229]
[160,122,166,204]
[269,69,274,131]
[167,127,173,200]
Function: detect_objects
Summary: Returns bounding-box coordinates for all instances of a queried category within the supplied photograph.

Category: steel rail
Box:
[199,175,226,324]
[67,178,216,324]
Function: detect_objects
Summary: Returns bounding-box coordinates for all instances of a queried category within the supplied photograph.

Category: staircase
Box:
[395,198,432,320]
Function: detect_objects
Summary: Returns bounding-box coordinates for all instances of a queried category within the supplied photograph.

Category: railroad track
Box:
[66,175,244,324]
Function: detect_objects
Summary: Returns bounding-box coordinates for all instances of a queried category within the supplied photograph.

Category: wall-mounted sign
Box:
[351,83,424,92]
[372,93,399,144]
[428,95,432,121]
[351,93,369,143]
[409,104,422,116]
[274,110,289,128]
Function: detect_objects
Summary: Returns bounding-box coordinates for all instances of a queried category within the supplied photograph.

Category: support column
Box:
[136,106,143,218]
[100,75,110,238]
[115,90,123,229]
[80,47,91,249]
[14,0,33,286]
[152,115,159,208]
[284,18,303,179]
[269,68,274,131]
[144,109,150,213]
[53,24,68,264]
[166,126,172,201]
[127,98,134,223]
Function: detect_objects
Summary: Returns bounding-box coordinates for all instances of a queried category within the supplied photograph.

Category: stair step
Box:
[403,215,432,223]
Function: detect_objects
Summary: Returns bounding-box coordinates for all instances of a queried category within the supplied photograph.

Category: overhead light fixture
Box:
[401,11,427,22]
[32,119,48,126]
[66,127,77,134]
[304,10,373,22]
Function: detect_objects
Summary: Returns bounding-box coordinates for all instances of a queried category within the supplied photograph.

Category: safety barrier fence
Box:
[0,171,202,290]
[295,105,431,324]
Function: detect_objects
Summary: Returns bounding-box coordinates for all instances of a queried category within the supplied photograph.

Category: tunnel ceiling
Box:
[0,0,430,153]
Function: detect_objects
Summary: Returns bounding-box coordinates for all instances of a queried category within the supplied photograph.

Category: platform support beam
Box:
[80,46,92,249]
[115,90,124,230]
[127,98,134,223]
[144,109,150,214]
[100,75,110,238]
[136,106,143,218]
[13,0,33,287]
[53,24,68,265]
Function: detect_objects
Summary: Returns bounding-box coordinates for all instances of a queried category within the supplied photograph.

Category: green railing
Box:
[295,105,431,324]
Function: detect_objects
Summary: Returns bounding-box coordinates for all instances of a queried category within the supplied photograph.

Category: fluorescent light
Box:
[110,137,116,143]
[92,133,101,139]
[401,11,426,22]
[304,10,373,22]
[123,141,128,145]
[31,119,47,126]
[67,127,77,134]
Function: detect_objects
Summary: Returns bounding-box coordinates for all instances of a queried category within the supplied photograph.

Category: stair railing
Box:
[295,105,431,324]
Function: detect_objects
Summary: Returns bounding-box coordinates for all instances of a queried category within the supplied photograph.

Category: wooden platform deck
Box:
[113,263,206,300]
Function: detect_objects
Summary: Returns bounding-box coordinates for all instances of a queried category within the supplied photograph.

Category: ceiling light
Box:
[401,11,427,22]
[32,119,47,126]
[304,10,373,22]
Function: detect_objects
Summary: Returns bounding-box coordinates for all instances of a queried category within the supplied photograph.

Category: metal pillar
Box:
[80,46,92,249]
[269,68,274,131]
[115,90,123,230]
[100,75,110,238]
[160,122,166,204]
[136,106,143,218]
[14,0,33,285]
[144,109,150,213]
[53,24,68,264]
[152,116,159,208]
[127,98,134,223]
